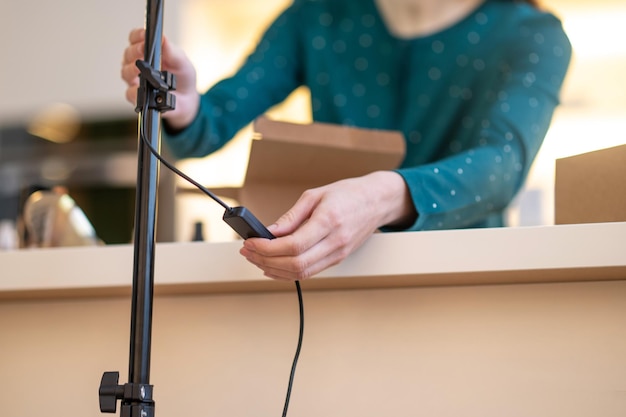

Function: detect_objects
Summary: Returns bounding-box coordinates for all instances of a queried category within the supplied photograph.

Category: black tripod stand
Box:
[98,1,174,415]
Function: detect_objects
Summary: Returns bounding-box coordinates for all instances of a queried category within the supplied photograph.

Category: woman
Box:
[121,0,571,281]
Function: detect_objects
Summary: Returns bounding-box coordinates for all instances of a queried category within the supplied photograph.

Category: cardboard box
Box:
[215,116,406,225]
[554,144,626,225]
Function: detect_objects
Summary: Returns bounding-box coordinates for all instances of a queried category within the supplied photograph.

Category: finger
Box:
[161,36,188,71]
[120,62,141,84]
[123,42,145,66]
[125,86,138,105]
[242,221,340,272]
[241,236,344,281]
[269,189,322,236]
[252,181,358,260]
[128,28,145,44]
[261,270,296,282]
[239,247,293,280]
[245,215,329,259]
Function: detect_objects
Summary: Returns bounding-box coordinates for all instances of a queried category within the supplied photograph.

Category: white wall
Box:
[0,0,182,124]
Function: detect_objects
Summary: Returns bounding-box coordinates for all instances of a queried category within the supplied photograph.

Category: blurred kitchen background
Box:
[0,0,624,246]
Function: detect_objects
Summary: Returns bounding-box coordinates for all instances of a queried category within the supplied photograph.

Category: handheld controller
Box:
[223,206,276,240]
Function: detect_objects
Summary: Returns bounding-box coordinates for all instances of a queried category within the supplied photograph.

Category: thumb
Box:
[268,190,321,236]
[266,215,296,237]
[161,36,187,71]
[161,36,197,93]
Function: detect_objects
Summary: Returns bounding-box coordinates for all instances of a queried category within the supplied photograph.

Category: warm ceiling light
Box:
[27,102,81,144]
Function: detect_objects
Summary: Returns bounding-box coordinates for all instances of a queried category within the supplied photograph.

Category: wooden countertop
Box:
[1,222,625,300]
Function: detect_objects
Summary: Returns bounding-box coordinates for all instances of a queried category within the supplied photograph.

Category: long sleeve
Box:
[162,2,305,159]
[394,9,572,231]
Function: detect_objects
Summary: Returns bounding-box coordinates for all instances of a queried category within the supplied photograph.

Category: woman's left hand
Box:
[239,171,416,281]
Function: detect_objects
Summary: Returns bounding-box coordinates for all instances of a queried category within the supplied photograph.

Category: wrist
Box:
[367,171,417,229]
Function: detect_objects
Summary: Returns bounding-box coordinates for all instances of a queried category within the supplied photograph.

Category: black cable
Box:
[138,118,231,210]
[283,280,303,417]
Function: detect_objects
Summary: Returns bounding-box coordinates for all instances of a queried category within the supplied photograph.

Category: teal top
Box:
[164,0,572,231]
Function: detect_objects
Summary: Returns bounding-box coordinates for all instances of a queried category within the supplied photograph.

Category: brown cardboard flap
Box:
[253,116,406,154]
[555,144,626,224]
[248,116,406,185]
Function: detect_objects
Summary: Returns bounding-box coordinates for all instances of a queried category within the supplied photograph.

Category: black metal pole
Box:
[99,1,169,416]
[128,0,162,388]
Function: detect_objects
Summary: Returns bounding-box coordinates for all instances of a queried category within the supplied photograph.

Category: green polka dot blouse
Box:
[164,0,572,231]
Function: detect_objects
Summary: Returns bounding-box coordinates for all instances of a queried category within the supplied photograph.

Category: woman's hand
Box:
[239,171,416,281]
[120,28,200,130]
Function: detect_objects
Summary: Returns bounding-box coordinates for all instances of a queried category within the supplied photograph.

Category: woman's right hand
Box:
[121,28,200,130]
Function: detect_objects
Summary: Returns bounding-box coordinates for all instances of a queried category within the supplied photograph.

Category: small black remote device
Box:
[223,206,276,240]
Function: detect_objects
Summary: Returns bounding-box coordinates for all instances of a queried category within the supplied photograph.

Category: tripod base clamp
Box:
[99,371,155,417]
